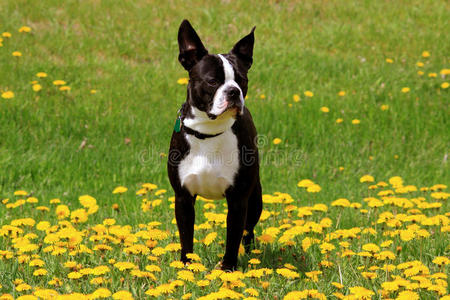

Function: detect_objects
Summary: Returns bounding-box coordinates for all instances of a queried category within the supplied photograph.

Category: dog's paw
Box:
[180,256,192,266]
[219,261,237,272]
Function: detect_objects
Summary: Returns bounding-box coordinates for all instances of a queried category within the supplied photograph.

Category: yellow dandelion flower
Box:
[361,271,377,280]
[32,84,42,92]
[428,72,437,78]
[348,286,374,298]
[304,90,313,97]
[306,184,321,193]
[276,268,300,279]
[332,282,344,289]
[293,94,300,102]
[421,51,430,57]
[36,72,48,78]
[18,26,31,33]
[320,106,329,113]
[315,261,334,272]
[244,288,259,297]
[29,258,45,267]
[336,118,343,123]
[90,277,105,285]
[151,247,166,256]
[338,90,346,96]
[441,82,449,89]
[59,86,71,91]
[389,176,403,186]
[145,288,161,297]
[352,119,360,124]
[112,291,133,300]
[68,271,83,279]
[145,264,162,272]
[79,194,97,208]
[320,242,335,253]
[12,51,22,57]
[34,289,59,299]
[432,256,450,266]
[368,198,384,208]
[376,251,396,260]
[400,229,415,241]
[170,261,185,269]
[52,80,66,86]
[331,198,351,207]
[203,232,217,246]
[186,253,202,262]
[360,175,375,183]
[155,189,166,196]
[397,291,419,300]
[381,104,389,111]
[401,87,410,93]
[177,270,195,282]
[385,58,394,63]
[16,284,33,293]
[273,138,282,145]
[2,91,14,99]
[63,261,76,269]
[113,186,128,194]
[297,179,315,188]
[55,204,70,219]
[114,261,136,271]
[177,77,189,85]
[48,277,62,286]
[2,32,12,38]
[197,280,210,287]
[33,268,48,276]
[157,283,176,294]
[70,208,88,223]
[305,270,322,282]
[91,288,112,298]
[248,258,261,265]
[49,198,60,204]
[142,183,157,190]
[431,192,449,200]
[362,243,380,253]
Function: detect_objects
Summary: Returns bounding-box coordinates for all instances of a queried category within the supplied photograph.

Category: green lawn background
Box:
[0,0,448,213]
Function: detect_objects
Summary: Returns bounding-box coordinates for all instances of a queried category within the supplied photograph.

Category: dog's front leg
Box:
[175,191,196,264]
[221,193,248,271]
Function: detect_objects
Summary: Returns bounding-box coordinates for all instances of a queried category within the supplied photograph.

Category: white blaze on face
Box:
[209,54,244,116]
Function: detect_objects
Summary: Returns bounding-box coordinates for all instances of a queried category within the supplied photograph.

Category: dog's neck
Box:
[183,106,236,135]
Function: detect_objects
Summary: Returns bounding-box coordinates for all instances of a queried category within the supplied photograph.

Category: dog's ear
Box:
[230,26,255,70]
[178,20,208,71]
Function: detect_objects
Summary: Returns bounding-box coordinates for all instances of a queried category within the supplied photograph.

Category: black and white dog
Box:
[167,20,262,271]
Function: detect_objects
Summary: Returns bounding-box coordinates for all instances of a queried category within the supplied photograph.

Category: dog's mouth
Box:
[207,101,242,120]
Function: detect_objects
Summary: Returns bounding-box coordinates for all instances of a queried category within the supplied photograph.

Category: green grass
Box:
[0,0,449,299]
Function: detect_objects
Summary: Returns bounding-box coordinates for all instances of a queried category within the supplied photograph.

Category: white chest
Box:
[178,130,239,200]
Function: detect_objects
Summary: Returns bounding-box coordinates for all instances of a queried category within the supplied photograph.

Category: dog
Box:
[168,20,262,271]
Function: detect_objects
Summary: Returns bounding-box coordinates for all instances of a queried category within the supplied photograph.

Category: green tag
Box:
[174,116,181,133]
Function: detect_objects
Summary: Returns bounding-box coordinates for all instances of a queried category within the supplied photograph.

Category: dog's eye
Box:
[206,79,219,86]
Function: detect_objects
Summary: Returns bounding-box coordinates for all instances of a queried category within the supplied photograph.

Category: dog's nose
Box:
[226,87,241,100]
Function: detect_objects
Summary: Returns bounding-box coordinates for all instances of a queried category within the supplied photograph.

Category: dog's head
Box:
[178,20,255,120]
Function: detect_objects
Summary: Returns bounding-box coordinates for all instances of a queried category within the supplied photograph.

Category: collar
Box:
[175,102,225,139]
[183,125,224,139]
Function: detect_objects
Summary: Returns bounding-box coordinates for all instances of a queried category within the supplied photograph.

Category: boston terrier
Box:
[167,20,262,271]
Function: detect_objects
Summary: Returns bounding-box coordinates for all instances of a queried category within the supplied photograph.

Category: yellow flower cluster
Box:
[0,26,103,100]
[0,175,447,299]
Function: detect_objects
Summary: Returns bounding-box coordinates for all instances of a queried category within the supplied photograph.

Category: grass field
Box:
[0,0,449,299]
